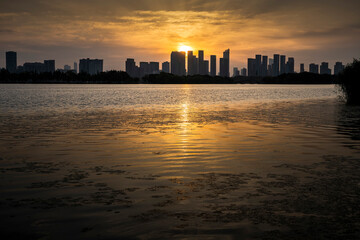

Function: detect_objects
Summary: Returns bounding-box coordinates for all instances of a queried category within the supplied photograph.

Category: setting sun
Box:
[178,45,193,53]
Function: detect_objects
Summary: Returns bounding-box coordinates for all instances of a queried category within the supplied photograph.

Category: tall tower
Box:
[210,55,216,76]
[273,54,280,76]
[6,51,17,73]
[171,51,186,76]
[220,49,230,77]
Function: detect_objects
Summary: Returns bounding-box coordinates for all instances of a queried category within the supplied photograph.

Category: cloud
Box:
[0,0,359,71]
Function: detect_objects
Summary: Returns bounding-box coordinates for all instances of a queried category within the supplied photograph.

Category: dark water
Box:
[0,84,359,239]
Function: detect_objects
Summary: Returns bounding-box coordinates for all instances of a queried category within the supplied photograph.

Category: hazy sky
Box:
[1,0,359,72]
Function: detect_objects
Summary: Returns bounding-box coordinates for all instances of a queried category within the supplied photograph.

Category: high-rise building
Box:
[220,49,230,77]
[79,58,103,75]
[247,58,256,76]
[233,67,240,77]
[171,51,186,76]
[241,68,247,76]
[300,63,305,73]
[198,50,204,75]
[6,51,17,73]
[162,61,170,73]
[262,56,268,76]
[280,55,286,75]
[64,65,71,71]
[44,60,55,73]
[286,57,294,74]
[22,60,55,73]
[149,62,159,74]
[255,55,261,76]
[126,58,137,78]
[74,62,78,73]
[210,55,216,76]
[204,60,209,75]
[273,54,280,76]
[187,51,198,75]
[140,62,150,77]
[334,62,344,75]
[320,62,331,75]
[309,63,319,74]
[23,62,46,73]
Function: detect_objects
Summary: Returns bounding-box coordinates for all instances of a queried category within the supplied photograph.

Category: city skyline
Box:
[4,49,347,77]
[0,0,359,72]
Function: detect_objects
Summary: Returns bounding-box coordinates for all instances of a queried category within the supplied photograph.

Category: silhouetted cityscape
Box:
[3,50,346,79]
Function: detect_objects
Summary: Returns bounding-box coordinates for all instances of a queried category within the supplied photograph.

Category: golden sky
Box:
[0,0,359,71]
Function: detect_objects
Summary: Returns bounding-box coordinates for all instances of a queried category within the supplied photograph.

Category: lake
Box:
[0,84,359,239]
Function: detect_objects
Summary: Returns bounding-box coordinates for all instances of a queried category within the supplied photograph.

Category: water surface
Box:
[0,84,359,239]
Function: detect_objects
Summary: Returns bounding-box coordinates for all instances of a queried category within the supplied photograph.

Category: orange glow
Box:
[178,45,193,53]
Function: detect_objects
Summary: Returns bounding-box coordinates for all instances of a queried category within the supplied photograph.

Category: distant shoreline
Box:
[0,70,336,84]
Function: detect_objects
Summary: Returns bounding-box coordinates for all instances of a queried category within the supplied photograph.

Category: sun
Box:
[178,45,193,53]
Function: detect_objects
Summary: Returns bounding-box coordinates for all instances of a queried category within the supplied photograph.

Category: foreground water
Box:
[0,84,359,239]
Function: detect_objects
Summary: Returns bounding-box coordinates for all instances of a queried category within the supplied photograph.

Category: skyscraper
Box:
[6,51,17,73]
[320,62,331,75]
[262,56,268,76]
[198,50,208,75]
[126,58,137,78]
[204,60,209,75]
[241,68,247,76]
[286,57,294,74]
[162,61,170,73]
[140,62,150,77]
[273,54,280,76]
[74,62,78,73]
[255,55,261,76]
[149,62,159,74]
[309,63,319,74]
[188,51,198,76]
[247,58,256,76]
[220,49,230,77]
[334,62,344,75]
[171,51,186,76]
[300,63,305,73]
[233,67,239,77]
[280,55,286,75]
[44,60,55,73]
[80,58,103,75]
[210,55,216,76]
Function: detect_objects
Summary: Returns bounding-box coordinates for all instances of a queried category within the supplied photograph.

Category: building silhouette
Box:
[162,61,170,73]
[22,60,55,73]
[309,63,319,74]
[64,65,71,71]
[188,51,198,75]
[300,63,305,73]
[280,55,286,75]
[210,55,216,76]
[241,68,247,76]
[23,62,46,73]
[233,67,239,77]
[220,49,230,77]
[80,58,103,75]
[44,60,55,73]
[171,51,186,76]
[149,62,159,74]
[126,58,138,78]
[320,62,331,75]
[334,62,344,75]
[273,54,280,76]
[261,56,268,76]
[74,62,78,74]
[247,58,256,76]
[6,51,17,73]
[286,57,294,74]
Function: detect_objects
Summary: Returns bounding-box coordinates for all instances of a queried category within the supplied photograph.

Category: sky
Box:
[0,0,360,72]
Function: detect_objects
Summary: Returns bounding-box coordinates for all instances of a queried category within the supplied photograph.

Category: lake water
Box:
[0,84,359,239]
